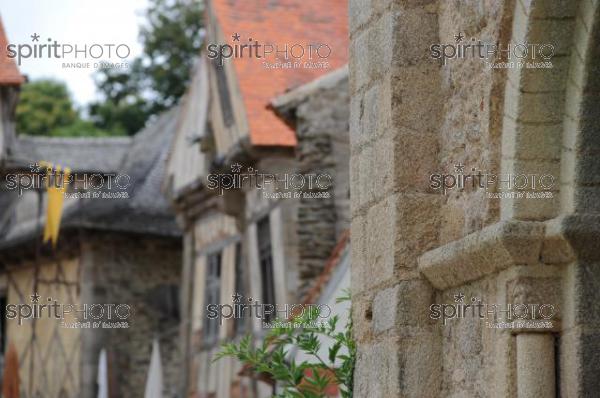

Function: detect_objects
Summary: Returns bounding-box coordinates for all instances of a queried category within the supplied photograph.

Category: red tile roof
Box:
[0,15,24,85]
[210,0,348,147]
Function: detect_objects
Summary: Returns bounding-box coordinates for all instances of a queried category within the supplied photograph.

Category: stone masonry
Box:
[284,70,350,297]
[349,0,600,397]
[80,233,182,398]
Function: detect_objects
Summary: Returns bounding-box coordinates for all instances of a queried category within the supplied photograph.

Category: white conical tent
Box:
[144,338,164,398]
[97,349,109,398]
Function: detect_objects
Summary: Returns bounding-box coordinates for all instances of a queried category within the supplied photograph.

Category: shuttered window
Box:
[257,216,276,323]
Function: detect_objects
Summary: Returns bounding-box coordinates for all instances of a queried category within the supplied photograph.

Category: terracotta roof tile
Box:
[210,0,348,147]
[0,15,24,85]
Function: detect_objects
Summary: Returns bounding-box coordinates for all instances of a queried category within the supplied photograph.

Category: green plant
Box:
[214,293,355,398]
[16,79,77,136]
[16,79,116,137]
[89,0,204,135]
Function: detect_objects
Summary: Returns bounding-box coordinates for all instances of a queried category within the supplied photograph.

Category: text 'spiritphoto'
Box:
[0,0,597,397]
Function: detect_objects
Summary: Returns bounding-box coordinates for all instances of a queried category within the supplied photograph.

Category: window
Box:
[233,242,246,335]
[257,216,276,323]
[204,251,222,344]
[147,284,179,322]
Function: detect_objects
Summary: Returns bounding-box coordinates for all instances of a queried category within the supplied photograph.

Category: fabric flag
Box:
[41,162,70,246]
[97,348,109,398]
[2,343,19,398]
[144,338,163,398]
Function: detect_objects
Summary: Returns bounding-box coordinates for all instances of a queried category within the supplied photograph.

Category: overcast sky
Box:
[0,0,149,106]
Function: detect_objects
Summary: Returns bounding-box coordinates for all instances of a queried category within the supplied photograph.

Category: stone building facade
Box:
[0,96,184,397]
[349,0,600,397]
[79,233,182,398]
[165,64,350,398]
[163,2,350,397]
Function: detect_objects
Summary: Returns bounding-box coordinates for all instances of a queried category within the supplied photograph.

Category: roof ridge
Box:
[17,135,133,144]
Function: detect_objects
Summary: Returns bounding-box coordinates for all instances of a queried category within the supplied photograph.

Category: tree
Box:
[49,119,117,137]
[16,79,116,137]
[89,0,204,135]
[88,60,151,136]
[16,0,203,137]
[140,0,204,112]
[16,79,78,136]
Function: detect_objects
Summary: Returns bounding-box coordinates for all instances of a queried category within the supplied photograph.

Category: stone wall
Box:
[349,1,445,396]
[435,1,510,243]
[292,74,350,296]
[349,0,600,397]
[80,233,182,398]
[293,72,351,238]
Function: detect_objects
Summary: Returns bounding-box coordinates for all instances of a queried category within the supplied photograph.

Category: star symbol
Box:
[231,163,242,173]
[232,32,241,42]
[247,167,254,173]
[232,293,242,303]
[31,33,40,42]
[247,297,253,302]
[29,162,41,172]
[454,293,465,303]
[454,32,464,43]
[454,163,465,173]
[30,292,40,303]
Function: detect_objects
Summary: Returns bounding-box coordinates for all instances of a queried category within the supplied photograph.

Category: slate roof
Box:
[60,106,182,236]
[0,15,24,85]
[6,136,132,173]
[0,107,182,250]
[208,0,348,147]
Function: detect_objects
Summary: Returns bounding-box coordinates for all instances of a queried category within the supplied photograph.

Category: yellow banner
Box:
[40,161,71,247]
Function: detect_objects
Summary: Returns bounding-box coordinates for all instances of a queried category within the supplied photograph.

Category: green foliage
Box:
[17,0,204,137]
[16,79,78,136]
[140,0,204,111]
[88,63,150,136]
[15,79,115,137]
[215,293,356,398]
[49,119,115,137]
[89,0,204,135]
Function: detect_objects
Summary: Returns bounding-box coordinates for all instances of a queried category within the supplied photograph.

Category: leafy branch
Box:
[214,293,355,398]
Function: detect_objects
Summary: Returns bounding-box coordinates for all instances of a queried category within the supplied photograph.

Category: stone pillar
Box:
[516,333,555,398]
[349,1,442,397]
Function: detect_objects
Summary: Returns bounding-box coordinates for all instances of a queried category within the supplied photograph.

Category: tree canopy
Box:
[16,0,204,137]
[15,79,112,137]
[88,0,204,135]
[16,80,76,136]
